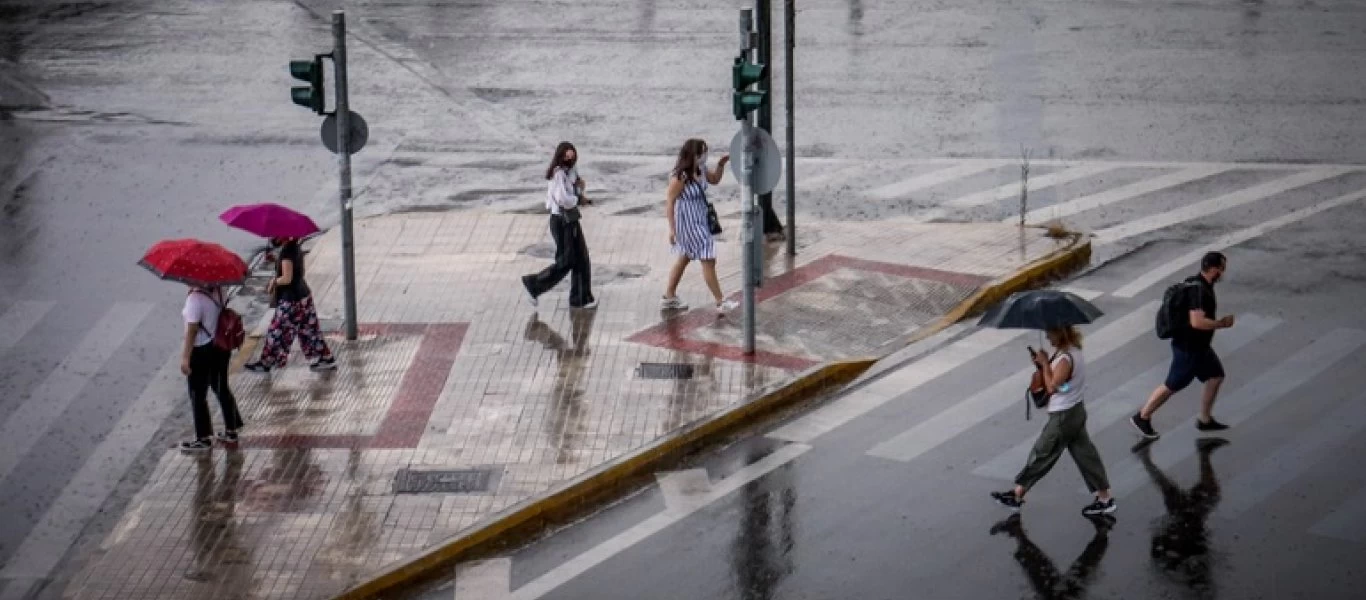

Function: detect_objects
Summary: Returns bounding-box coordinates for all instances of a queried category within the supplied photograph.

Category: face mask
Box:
[697,152,708,169]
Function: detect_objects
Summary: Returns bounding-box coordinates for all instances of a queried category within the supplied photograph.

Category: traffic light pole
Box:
[739,8,757,356]
[783,0,796,258]
[333,10,359,341]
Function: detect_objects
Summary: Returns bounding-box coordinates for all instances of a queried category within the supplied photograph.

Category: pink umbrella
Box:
[219,203,321,239]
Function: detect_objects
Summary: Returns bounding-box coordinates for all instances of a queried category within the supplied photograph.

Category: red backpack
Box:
[192,290,246,351]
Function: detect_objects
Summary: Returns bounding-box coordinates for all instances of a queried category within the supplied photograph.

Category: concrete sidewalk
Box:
[65,211,1085,600]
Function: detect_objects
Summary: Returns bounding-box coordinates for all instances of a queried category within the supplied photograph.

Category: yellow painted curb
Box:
[331,358,874,600]
[944,231,1091,325]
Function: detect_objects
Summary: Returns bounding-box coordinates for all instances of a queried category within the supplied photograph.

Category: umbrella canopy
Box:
[977,289,1104,330]
[138,238,249,287]
[219,203,320,239]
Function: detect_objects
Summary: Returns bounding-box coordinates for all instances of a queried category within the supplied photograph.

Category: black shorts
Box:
[1164,345,1225,392]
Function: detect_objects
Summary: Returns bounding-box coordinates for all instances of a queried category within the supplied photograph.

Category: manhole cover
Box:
[393,469,494,494]
[636,362,695,380]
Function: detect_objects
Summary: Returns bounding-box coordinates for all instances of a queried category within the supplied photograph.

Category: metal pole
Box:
[783,0,796,257]
[333,10,358,341]
[739,8,757,355]
[756,0,779,238]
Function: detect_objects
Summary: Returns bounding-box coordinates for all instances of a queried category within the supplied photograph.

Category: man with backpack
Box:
[179,285,245,452]
[1131,252,1235,439]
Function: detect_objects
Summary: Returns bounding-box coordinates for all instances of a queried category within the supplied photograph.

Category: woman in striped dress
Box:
[661,138,739,315]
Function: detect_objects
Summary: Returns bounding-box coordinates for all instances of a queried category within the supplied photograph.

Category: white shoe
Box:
[577,300,598,309]
[660,296,688,310]
[716,299,740,314]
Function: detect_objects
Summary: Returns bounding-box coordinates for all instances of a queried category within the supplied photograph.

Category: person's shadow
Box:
[1136,437,1228,599]
[989,513,1115,600]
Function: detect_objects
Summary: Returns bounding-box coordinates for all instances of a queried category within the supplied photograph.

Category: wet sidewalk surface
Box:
[65,212,1072,600]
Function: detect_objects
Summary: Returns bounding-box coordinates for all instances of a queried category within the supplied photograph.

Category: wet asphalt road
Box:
[411,201,1366,600]
[2,0,1366,597]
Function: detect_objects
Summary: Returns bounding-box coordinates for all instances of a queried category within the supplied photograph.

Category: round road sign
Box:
[728,127,782,195]
[321,110,369,155]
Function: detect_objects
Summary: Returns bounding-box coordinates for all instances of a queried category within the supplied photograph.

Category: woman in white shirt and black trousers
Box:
[179,286,244,452]
[522,142,596,309]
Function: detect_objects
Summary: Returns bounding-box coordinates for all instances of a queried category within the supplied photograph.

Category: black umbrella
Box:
[977,290,1103,330]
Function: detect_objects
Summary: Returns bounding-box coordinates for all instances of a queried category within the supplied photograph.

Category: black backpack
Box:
[1155,279,1198,340]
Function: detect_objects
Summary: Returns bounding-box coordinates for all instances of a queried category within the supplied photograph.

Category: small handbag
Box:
[705,201,722,235]
[561,206,582,224]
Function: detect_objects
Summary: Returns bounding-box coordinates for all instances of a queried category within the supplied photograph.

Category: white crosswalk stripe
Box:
[866,301,1157,463]
[1013,165,1227,225]
[0,300,54,353]
[1309,483,1366,543]
[0,302,154,484]
[970,313,1281,482]
[1218,396,1366,521]
[864,163,1002,201]
[1104,328,1366,496]
[945,163,1117,209]
[1092,167,1353,244]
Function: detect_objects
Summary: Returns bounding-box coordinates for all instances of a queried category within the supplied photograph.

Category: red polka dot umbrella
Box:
[138,239,249,287]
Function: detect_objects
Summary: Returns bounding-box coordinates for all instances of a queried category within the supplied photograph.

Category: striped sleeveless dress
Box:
[672,172,715,260]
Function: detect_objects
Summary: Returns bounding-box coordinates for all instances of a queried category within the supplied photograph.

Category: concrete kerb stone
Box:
[330,226,1093,600]
[330,358,875,600]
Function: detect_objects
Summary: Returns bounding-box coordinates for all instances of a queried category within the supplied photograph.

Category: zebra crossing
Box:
[768,266,1366,547]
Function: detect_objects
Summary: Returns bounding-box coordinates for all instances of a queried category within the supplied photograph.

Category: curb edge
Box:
[331,358,874,600]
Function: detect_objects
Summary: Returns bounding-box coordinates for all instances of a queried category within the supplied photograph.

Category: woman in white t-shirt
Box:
[991,326,1116,516]
[179,286,244,452]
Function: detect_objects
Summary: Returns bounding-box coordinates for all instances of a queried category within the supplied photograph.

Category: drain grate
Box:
[393,468,494,494]
[636,362,695,380]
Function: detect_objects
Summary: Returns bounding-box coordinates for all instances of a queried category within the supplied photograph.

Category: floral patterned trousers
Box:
[258,295,333,368]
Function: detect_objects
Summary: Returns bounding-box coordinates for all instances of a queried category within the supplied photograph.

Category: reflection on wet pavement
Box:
[990,513,1115,600]
[730,445,797,600]
[1139,438,1228,599]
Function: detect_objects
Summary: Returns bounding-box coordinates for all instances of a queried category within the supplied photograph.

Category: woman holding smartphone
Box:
[522,141,596,309]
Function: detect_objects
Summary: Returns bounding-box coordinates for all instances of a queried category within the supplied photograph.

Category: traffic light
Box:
[732,56,766,120]
[289,56,327,115]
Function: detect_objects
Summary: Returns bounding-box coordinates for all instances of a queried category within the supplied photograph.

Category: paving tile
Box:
[67,212,1068,600]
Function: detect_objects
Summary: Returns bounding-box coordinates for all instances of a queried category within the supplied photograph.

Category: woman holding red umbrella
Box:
[218,203,337,374]
[140,238,248,452]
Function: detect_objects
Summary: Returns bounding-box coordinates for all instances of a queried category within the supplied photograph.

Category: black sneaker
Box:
[1130,413,1159,439]
[1196,417,1229,432]
[991,490,1024,511]
[179,439,212,453]
[216,430,239,444]
[309,357,337,372]
[1081,497,1117,516]
[243,361,271,373]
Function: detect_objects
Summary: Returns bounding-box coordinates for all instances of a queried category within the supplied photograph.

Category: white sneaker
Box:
[660,296,688,310]
[577,300,598,309]
[716,299,740,314]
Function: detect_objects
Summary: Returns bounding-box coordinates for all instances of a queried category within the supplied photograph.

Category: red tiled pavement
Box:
[66,212,1075,600]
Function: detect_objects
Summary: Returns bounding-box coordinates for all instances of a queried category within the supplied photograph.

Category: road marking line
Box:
[768,288,1104,444]
[865,163,1002,201]
[1217,395,1366,520]
[0,352,181,580]
[1093,167,1353,245]
[0,302,153,484]
[866,301,1156,464]
[970,314,1279,481]
[1015,165,1227,224]
[945,164,1117,208]
[768,329,1025,443]
[510,443,811,600]
[0,300,54,354]
[455,558,512,600]
[1112,188,1366,298]
[655,468,713,512]
[1308,483,1366,543]
[1107,328,1366,497]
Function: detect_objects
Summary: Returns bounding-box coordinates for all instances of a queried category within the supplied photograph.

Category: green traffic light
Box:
[288,57,326,115]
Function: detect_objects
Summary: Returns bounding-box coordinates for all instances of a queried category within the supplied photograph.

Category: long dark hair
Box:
[671,138,708,182]
[545,141,578,180]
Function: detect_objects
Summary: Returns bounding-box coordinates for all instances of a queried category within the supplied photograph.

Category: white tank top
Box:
[1047,351,1084,413]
